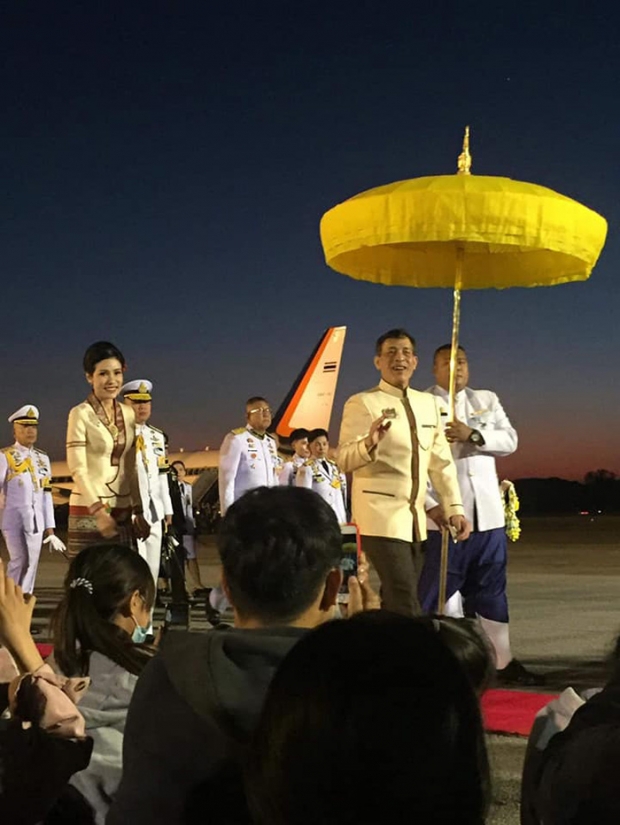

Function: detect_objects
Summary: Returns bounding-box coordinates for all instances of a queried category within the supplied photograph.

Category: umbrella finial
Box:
[457,126,472,175]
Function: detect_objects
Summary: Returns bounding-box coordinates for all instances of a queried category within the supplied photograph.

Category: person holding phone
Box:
[337,328,469,617]
[109,486,377,825]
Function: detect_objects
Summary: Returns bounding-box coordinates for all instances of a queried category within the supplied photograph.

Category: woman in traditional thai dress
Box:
[66,341,149,558]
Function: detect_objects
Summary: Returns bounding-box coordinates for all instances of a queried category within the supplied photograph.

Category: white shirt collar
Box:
[12,441,32,454]
[428,385,467,400]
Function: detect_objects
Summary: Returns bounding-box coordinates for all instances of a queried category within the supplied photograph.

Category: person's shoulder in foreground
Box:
[524,641,620,825]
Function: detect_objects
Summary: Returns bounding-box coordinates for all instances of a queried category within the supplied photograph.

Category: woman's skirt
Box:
[67,506,135,558]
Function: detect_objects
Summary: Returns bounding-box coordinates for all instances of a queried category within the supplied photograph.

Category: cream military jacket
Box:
[135,422,173,525]
[66,396,140,511]
[296,457,348,524]
[218,425,279,515]
[425,386,518,532]
[337,379,464,542]
[0,442,55,533]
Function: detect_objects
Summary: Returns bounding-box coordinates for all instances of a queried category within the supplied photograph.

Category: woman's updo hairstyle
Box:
[83,341,126,376]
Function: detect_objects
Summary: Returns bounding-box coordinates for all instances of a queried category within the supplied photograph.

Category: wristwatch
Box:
[468,429,485,446]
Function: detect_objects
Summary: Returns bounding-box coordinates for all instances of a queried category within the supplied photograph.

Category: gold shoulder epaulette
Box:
[34,447,48,456]
[0,446,12,455]
[232,427,246,435]
[148,424,164,435]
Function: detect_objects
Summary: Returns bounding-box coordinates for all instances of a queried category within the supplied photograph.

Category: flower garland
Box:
[501,479,521,542]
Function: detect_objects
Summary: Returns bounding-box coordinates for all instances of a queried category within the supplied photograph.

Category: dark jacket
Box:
[107,625,307,825]
[522,675,620,824]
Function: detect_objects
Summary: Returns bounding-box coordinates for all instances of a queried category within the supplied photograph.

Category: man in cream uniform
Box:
[0,405,65,593]
[296,428,347,523]
[278,428,310,486]
[337,329,469,616]
[121,380,173,586]
[418,345,539,684]
[218,397,280,515]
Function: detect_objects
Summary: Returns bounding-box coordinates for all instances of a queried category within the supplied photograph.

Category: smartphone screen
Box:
[338,523,360,604]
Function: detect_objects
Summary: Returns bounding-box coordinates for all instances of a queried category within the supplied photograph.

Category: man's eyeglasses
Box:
[248,407,272,415]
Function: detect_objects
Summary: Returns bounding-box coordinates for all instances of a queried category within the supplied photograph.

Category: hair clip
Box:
[69,577,93,595]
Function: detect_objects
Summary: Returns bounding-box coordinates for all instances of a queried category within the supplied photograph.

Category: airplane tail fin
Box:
[272,326,347,442]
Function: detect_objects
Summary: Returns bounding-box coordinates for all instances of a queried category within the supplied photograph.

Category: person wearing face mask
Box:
[65,341,150,559]
[218,397,280,516]
[296,429,347,523]
[50,543,156,824]
[337,328,469,617]
[0,405,65,596]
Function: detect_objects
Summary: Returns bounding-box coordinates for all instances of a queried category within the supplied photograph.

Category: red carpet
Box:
[481,689,559,737]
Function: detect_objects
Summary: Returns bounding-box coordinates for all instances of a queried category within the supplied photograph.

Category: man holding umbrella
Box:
[419,343,541,684]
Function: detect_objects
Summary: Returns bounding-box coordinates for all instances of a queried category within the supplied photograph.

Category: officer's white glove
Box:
[43,534,67,554]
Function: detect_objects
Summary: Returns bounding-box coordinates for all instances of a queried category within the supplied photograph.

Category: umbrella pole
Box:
[438,246,464,614]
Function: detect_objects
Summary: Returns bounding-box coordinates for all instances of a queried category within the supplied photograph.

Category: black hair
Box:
[83,341,126,375]
[217,486,342,624]
[375,328,416,356]
[426,616,495,695]
[289,428,309,443]
[307,428,328,444]
[51,544,156,677]
[245,611,490,825]
[246,396,268,408]
[434,343,467,361]
[171,460,186,471]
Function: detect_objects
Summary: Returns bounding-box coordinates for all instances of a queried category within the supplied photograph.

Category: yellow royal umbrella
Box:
[320,129,607,612]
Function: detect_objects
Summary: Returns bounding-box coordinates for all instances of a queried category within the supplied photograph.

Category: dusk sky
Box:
[2,3,619,480]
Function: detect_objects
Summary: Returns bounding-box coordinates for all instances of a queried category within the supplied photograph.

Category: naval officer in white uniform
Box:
[218,397,280,515]
[0,405,65,593]
[419,344,540,685]
[296,428,347,523]
[121,380,173,587]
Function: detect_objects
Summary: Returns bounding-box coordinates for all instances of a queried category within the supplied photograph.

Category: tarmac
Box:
[12,514,620,825]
